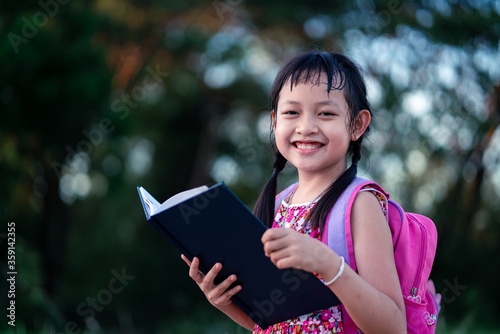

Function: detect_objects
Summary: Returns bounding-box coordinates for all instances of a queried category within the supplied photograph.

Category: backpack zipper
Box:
[411,216,427,298]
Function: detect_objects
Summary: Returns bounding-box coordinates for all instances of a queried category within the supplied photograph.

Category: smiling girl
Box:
[183,51,407,333]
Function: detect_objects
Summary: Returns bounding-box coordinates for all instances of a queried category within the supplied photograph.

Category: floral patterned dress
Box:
[253,186,387,334]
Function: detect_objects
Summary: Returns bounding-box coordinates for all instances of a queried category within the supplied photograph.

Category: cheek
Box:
[273,124,289,151]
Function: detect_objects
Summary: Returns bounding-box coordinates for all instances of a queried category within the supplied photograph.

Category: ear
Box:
[351,109,371,141]
[272,110,277,130]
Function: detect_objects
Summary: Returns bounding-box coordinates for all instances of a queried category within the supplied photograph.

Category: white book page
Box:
[139,185,209,216]
[139,187,161,217]
[157,185,209,214]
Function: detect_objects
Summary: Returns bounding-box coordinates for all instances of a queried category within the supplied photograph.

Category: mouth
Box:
[292,141,323,151]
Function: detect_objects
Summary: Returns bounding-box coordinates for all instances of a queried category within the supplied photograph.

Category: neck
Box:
[292,168,344,204]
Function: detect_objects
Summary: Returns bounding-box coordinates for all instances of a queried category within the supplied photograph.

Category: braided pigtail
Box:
[308,138,363,233]
[253,150,287,227]
[350,137,362,167]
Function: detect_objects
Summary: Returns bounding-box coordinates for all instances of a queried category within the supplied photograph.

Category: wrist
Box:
[319,251,344,285]
[323,256,345,286]
[219,302,256,330]
[215,300,234,312]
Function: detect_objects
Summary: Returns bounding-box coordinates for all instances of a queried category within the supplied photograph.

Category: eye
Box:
[319,111,336,116]
[283,110,299,115]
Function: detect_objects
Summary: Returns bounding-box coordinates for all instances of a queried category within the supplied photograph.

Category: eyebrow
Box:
[279,100,340,108]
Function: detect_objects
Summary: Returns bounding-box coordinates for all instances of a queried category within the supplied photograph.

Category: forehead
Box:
[279,73,346,104]
[287,68,345,91]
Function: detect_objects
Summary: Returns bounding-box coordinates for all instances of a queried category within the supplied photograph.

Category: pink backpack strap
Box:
[343,179,388,273]
[320,177,389,333]
[320,177,384,270]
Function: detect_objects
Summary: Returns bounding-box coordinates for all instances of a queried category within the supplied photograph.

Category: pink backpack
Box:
[275,177,440,333]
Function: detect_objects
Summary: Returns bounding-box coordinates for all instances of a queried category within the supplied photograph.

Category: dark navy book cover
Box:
[138,183,339,329]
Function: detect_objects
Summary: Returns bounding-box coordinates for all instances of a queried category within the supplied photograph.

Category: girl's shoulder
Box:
[359,185,389,218]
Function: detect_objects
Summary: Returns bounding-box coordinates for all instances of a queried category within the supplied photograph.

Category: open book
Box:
[138,185,208,219]
[137,183,339,329]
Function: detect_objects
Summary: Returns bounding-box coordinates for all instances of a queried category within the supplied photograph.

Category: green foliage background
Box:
[1,0,500,333]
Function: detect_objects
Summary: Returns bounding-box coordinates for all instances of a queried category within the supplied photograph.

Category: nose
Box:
[296,113,318,136]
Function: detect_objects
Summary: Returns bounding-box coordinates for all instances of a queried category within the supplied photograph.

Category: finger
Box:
[273,256,296,270]
[211,282,242,305]
[207,274,238,300]
[268,247,294,267]
[261,228,289,243]
[181,254,192,266]
[274,252,319,271]
[201,262,223,288]
[263,237,291,257]
[224,283,242,297]
[188,257,204,283]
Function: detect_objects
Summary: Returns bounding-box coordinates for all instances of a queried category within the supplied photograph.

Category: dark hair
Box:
[253,51,373,235]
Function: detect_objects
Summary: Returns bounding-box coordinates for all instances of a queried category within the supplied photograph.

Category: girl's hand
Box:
[181,254,242,310]
[261,228,338,277]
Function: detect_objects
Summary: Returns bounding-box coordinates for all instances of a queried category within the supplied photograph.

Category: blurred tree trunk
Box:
[442,85,500,237]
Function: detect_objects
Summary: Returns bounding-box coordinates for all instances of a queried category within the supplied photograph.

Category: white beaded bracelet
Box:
[324,256,345,286]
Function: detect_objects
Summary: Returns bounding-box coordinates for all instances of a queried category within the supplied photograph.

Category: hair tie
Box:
[352,162,358,167]
[271,170,278,178]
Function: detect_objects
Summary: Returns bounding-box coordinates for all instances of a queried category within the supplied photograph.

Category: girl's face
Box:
[273,75,359,180]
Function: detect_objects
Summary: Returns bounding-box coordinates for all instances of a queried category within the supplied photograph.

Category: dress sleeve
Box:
[359,185,388,220]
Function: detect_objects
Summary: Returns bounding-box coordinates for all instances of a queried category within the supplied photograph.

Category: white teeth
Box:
[296,143,320,150]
